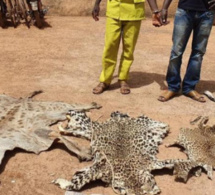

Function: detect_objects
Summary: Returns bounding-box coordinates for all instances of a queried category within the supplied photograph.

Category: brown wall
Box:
[43,0,179,17]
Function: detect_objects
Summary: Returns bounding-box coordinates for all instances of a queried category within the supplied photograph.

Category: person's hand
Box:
[160,9,169,25]
[152,13,162,27]
[209,0,215,9]
[92,4,100,21]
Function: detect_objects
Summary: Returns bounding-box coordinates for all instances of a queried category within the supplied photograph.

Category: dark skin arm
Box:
[209,0,215,9]
[161,0,215,24]
[147,0,159,11]
[92,0,102,21]
[147,0,162,27]
[161,0,172,24]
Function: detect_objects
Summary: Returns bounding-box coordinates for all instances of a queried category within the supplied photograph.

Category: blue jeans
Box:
[166,8,214,94]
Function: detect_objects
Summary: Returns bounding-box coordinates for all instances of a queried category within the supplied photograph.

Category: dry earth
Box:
[0,16,215,195]
[42,0,179,17]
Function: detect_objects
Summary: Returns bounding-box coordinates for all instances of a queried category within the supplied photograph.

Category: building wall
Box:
[43,0,179,17]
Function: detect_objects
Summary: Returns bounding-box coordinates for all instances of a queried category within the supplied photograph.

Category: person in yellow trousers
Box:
[92,0,161,95]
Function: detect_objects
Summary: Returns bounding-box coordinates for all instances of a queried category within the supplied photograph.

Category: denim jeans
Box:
[166,8,214,94]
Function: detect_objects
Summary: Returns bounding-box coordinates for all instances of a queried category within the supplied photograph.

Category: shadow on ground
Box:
[110,72,167,91]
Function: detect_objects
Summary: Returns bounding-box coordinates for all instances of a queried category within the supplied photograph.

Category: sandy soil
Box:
[0,16,215,195]
[42,0,179,17]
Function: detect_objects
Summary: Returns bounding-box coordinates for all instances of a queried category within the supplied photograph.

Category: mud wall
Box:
[43,0,179,17]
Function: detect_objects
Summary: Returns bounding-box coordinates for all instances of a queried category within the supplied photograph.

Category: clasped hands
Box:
[153,1,215,27]
[209,0,215,9]
[152,9,169,27]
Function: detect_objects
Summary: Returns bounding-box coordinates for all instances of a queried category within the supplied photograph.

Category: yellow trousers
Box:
[99,17,142,84]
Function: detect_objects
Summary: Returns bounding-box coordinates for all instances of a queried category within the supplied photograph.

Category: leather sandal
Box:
[158,90,178,102]
[185,90,206,103]
[93,82,110,94]
[119,80,130,95]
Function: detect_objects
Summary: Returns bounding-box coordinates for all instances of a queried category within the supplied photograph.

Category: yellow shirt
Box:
[106,0,145,21]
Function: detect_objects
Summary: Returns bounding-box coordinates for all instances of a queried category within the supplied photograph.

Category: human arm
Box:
[147,0,160,13]
[161,0,173,24]
[208,0,215,9]
[147,0,162,27]
[92,0,103,21]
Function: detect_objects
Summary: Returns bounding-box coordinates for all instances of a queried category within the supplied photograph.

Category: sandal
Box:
[185,90,206,103]
[92,82,110,94]
[119,80,130,95]
[158,90,178,102]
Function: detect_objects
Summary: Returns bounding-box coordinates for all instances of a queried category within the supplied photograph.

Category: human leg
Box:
[117,20,141,94]
[182,10,214,95]
[93,17,122,94]
[166,8,193,93]
[158,9,193,102]
[118,20,141,81]
[99,17,122,84]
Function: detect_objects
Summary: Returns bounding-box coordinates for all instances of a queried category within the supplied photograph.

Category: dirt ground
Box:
[0,16,215,195]
[42,0,179,17]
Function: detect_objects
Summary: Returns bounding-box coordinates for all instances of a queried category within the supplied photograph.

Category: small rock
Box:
[11,180,16,184]
[65,192,86,195]
[52,178,72,189]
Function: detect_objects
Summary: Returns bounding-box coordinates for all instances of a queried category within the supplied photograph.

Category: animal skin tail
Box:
[203,90,215,102]
[26,90,43,99]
